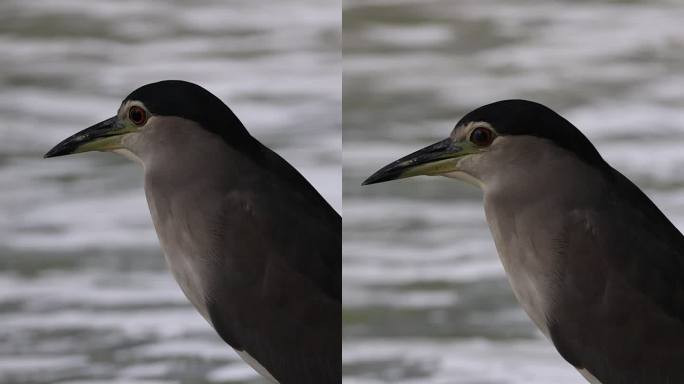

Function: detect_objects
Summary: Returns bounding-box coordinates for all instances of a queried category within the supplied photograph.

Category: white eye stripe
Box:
[119,100,149,119]
[451,121,497,142]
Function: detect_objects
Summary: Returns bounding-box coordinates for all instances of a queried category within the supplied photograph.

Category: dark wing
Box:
[204,178,340,383]
[548,168,684,384]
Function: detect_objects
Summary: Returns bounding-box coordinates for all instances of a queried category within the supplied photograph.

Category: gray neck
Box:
[121,116,257,319]
[479,137,607,334]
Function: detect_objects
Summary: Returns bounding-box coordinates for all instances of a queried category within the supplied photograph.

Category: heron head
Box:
[363,100,605,190]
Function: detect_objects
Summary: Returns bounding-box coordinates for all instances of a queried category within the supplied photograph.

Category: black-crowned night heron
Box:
[363,100,684,384]
[44,80,341,384]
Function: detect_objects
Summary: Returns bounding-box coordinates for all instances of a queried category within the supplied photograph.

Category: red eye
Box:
[470,127,495,147]
[128,106,147,126]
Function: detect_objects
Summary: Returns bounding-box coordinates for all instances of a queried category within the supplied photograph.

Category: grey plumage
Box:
[45,81,341,384]
[364,100,684,384]
[141,117,340,383]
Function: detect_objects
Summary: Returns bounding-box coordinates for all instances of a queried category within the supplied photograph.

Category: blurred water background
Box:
[0,1,340,383]
[343,0,684,383]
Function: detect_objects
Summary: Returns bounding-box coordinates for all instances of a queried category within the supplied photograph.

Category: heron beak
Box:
[363,138,475,185]
[44,116,133,158]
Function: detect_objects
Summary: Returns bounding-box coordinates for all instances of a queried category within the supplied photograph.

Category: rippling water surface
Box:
[0,1,340,383]
[343,0,684,382]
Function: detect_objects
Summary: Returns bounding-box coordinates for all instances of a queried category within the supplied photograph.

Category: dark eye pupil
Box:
[471,128,492,146]
[129,107,145,124]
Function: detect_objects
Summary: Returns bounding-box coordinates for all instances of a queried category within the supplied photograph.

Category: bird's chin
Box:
[113,148,144,166]
[442,170,484,189]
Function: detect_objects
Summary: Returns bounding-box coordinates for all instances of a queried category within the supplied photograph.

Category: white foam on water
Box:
[0,355,87,373]
[365,25,453,48]
[118,339,241,362]
[0,271,184,307]
[58,381,178,384]
[0,271,208,341]
[343,338,585,384]
[0,307,208,338]
[207,363,262,382]
[345,287,458,309]
[119,363,171,380]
